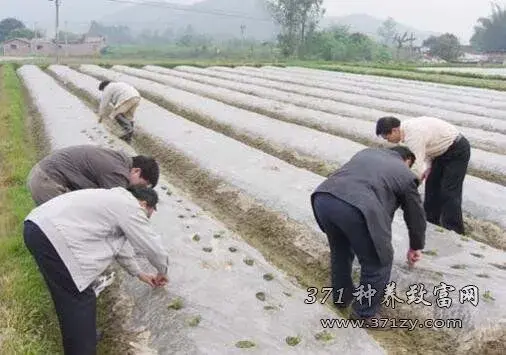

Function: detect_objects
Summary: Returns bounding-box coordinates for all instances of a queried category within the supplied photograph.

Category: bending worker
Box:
[27,144,159,207]
[24,186,169,355]
[311,146,426,327]
[376,116,471,235]
[98,80,141,142]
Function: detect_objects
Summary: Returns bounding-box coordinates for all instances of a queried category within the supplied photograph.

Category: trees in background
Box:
[423,33,461,61]
[266,0,325,57]
[471,3,506,52]
[377,17,397,46]
[88,21,134,45]
[303,26,391,62]
[0,18,38,42]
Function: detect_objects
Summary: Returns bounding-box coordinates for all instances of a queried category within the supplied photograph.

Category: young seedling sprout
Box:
[187,315,202,327]
[243,258,254,266]
[315,331,334,342]
[286,336,301,346]
[483,290,495,302]
[235,340,255,349]
[263,273,274,281]
[167,297,184,310]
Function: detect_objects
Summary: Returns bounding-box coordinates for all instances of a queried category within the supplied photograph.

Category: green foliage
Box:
[88,21,134,45]
[0,64,60,353]
[266,0,325,58]
[377,17,397,46]
[423,33,462,61]
[302,26,392,62]
[471,3,506,52]
[6,28,37,41]
[0,18,28,42]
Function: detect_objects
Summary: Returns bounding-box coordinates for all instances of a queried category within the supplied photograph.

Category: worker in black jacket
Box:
[311,146,426,326]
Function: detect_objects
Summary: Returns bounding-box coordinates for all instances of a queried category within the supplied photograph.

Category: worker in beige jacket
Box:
[376,116,471,235]
[24,186,169,355]
[98,80,141,142]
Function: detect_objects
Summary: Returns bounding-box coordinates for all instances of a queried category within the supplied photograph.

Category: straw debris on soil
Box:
[490,263,506,270]
[263,305,278,311]
[451,264,468,270]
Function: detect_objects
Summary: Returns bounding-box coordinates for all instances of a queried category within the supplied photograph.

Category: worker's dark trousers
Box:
[312,193,392,318]
[23,220,97,355]
[424,136,471,235]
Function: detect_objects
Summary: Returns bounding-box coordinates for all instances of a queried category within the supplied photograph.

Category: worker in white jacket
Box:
[24,186,169,355]
[98,80,141,142]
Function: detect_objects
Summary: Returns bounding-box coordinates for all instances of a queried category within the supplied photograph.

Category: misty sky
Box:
[182,0,496,42]
[323,0,495,42]
[0,0,498,43]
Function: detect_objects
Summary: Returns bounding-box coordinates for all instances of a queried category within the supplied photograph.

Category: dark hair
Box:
[127,186,158,210]
[132,156,160,187]
[376,116,401,136]
[98,80,111,91]
[389,146,416,164]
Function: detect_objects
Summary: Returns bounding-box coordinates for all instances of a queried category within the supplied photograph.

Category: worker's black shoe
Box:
[120,133,133,143]
[115,114,134,142]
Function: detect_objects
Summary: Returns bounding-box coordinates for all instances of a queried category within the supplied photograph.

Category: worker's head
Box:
[98,81,111,91]
[376,116,402,143]
[389,146,416,168]
[127,186,159,218]
[129,156,160,188]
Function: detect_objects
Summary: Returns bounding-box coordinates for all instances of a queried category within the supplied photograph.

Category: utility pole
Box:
[49,0,61,63]
[64,20,69,57]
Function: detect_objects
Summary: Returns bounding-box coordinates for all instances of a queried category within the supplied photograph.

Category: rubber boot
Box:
[115,114,134,143]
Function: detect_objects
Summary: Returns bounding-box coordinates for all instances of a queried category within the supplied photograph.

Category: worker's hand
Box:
[421,168,431,182]
[153,273,168,287]
[137,272,157,287]
[407,249,422,267]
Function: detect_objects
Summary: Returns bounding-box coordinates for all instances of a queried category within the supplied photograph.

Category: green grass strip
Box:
[0,63,61,354]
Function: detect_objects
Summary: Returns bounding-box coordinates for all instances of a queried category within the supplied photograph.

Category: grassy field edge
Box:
[0,64,61,353]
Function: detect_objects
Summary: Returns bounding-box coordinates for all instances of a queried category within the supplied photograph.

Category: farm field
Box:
[2,62,505,354]
[417,67,506,78]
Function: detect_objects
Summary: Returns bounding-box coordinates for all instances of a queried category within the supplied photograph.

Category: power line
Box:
[104,0,274,22]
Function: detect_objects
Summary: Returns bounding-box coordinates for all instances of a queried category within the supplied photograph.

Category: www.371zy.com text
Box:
[320,317,463,331]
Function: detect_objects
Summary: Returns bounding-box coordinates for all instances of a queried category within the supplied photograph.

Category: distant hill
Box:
[322,14,442,46]
[100,0,440,44]
[100,0,279,41]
